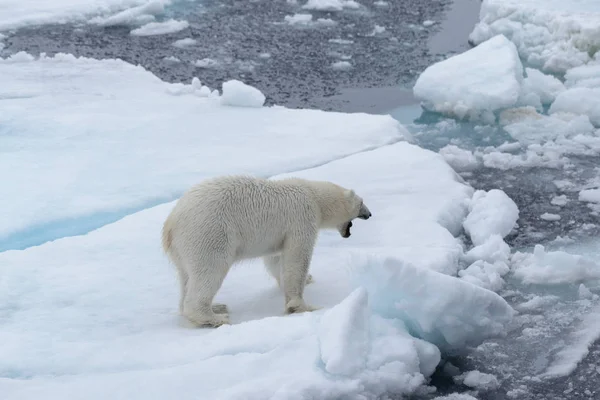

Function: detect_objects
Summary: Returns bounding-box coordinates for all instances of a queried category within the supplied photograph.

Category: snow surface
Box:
[470,0,600,74]
[130,18,188,36]
[0,52,408,251]
[220,79,266,108]
[413,34,523,121]
[0,52,517,399]
[0,0,170,30]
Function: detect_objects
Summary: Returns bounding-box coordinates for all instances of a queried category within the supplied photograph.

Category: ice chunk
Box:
[89,1,165,27]
[353,254,515,354]
[482,149,566,170]
[302,0,360,11]
[512,244,600,284]
[542,304,600,378]
[318,287,369,376]
[172,38,197,48]
[422,20,436,27]
[368,25,386,35]
[516,295,560,312]
[459,370,500,391]
[549,88,600,127]
[578,284,594,300]
[194,58,219,68]
[329,38,354,44]
[163,55,181,63]
[434,394,479,400]
[458,260,510,292]
[220,79,266,108]
[579,188,600,203]
[463,234,510,264]
[284,13,313,25]
[413,35,523,120]
[565,63,600,89]
[331,61,352,70]
[551,195,569,206]
[502,111,595,146]
[540,213,560,221]
[521,68,565,105]
[438,145,479,172]
[469,0,600,74]
[463,189,519,246]
[373,0,388,7]
[130,19,189,36]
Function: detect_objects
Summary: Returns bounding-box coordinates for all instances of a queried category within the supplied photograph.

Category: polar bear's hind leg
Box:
[182,256,232,328]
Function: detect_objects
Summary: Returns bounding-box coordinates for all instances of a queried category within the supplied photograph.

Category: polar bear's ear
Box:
[345,189,355,200]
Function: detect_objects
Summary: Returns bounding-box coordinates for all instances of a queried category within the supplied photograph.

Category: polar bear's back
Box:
[168,175,320,260]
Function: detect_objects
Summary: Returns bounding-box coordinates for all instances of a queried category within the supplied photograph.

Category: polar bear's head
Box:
[337,189,371,238]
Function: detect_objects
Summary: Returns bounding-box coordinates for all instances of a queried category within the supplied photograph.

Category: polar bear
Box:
[161,175,372,327]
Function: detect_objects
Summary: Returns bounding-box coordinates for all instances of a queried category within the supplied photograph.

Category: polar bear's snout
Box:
[358,203,372,220]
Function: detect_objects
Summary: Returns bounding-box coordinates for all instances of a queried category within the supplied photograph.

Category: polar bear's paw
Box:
[285,298,320,314]
[212,303,229,314]
[186,311,230,328]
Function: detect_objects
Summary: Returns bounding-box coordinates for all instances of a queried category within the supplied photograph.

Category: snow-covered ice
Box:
[219,79,266,108]
[0,52,407,251]
[0,0,171,30]
[413,35,523,121]
[0,50,518,399]
[470,0,600,74]
[130,19,189,36]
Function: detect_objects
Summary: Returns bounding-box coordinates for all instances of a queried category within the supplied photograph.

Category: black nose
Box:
[365,212,372,219]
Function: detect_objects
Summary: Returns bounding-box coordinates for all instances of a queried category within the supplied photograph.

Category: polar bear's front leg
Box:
[281,235,319,314]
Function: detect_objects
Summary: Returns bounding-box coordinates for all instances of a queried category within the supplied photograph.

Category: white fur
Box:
[161,175,371,327]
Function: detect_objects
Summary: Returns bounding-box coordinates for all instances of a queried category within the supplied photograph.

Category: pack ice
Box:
[413,34,523,121]
[0,53,514,399]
